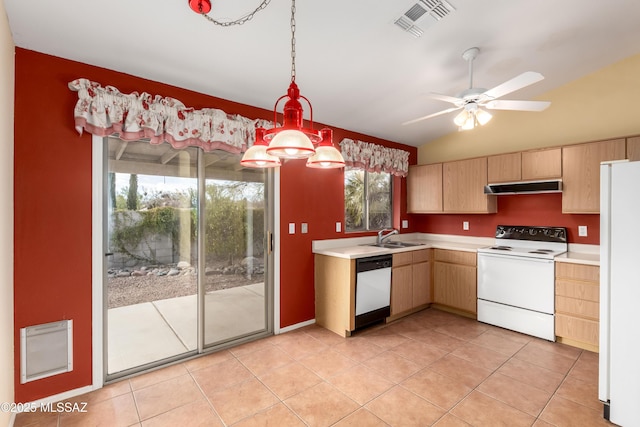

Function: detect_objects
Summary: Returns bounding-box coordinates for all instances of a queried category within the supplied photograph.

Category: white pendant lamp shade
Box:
[266,129,315,159]
[240,129,281,168]
[306,128,345,169]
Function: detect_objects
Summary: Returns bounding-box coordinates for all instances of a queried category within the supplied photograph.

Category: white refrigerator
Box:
[599,160,640,426]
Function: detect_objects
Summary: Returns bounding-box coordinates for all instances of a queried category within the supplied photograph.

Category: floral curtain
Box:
[339,138,410,177]
[68,78,272,153]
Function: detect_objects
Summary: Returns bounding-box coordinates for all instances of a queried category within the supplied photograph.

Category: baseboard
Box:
[19,384,96,413]
[278,318,315,334]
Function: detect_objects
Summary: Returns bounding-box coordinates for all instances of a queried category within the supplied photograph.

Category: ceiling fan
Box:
[403,47,551,130]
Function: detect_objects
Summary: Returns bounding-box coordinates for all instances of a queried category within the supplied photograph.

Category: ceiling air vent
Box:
[394,0,456,38]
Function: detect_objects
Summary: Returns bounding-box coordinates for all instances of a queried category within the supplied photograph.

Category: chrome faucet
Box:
[377,228,399,245]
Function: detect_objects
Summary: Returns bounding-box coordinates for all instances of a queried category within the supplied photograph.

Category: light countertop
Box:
[555,251,600,266]
[312,233,490,259]
[312,233,600,264]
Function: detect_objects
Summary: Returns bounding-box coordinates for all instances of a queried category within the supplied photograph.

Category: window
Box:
[344,169,392,232]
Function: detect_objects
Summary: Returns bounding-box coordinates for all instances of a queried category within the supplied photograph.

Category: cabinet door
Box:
[562,139,626,213]
[433,261,477,314]
[391,265,412,315]
[407,164,443,213]
[628,136,640,161]
[522,147,562,180]
[488,152,521,183]
[443,157,496,213]
[412,261,431,306]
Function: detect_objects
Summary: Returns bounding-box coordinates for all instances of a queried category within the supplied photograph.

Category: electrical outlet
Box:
[463,221,469,231]
[335,222,342,233]
[402,220,409,229]
[288,223,295,234]
[301,223,308,234]
[578,225,588,237]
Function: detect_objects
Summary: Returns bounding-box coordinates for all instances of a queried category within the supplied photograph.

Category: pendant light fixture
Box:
[306,129,345,169]
[190,0,344,168]
[242,0,344,168]
[240,128,281,168]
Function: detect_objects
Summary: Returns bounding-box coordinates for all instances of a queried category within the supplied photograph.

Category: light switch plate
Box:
[578,225,588,237]
[336,222,342,233]
[301,223,308,234]
[288,223,295,234]
[463,221,469,231]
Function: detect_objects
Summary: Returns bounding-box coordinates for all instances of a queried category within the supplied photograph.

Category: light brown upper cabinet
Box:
[562,139,626,213]
[628,136,640,161]
[443,157,496,213]
[487,152,521,183]
[407,163,443,213]
[522,147,562,180]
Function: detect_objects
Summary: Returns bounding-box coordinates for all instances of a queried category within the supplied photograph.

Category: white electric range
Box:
[477,225,568,340]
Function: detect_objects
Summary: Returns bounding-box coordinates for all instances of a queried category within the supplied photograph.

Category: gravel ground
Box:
[107,272,264,309]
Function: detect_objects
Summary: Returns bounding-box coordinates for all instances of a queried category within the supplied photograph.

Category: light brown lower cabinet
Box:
[555,262,600,352]
[314,254,355,337]
[390,249,431,319]
[432,249,477,315]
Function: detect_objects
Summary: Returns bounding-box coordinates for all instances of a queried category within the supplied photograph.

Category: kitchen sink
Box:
[365,241,426,249]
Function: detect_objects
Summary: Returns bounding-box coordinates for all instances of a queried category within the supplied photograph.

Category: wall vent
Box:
[20,320,73,383]
[394,0,456,38]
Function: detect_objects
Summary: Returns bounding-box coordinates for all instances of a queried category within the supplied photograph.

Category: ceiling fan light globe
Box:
[476,108,493,126]
[461,115,475,130]
[454,110,469,126]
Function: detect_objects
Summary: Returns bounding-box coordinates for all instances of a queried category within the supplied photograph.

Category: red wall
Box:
[410,193,600,244]
[13,48,416,402]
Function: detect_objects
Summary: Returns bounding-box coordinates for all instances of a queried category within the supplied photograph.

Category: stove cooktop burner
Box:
[480,226,568,259]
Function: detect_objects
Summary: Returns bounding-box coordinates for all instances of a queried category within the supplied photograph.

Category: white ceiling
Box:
[5,0,640,147]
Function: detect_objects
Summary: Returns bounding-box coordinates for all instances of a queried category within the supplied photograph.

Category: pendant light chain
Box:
[199,0,271,27]
[290,0,297,82]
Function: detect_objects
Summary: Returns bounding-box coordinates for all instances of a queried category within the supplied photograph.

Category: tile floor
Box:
[15,308,615,427]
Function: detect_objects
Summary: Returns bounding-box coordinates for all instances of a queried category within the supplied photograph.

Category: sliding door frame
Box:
[91,135,280,388]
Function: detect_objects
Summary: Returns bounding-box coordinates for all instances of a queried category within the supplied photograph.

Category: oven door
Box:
[477,252,555,314]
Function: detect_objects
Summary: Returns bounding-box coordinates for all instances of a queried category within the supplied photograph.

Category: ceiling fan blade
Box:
[402,106,462,125]
[428,92,464,105]
[483,71,545,100]
[484,99,551,112]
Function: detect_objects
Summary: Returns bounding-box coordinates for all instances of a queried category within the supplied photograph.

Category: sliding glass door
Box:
[105,138,272,379]
[202,153,270,346]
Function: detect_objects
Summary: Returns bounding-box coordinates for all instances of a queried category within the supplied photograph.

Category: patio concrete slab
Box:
[107,302,188,374]
[108,283,266,374]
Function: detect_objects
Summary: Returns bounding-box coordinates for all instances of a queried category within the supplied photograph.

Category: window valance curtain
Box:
[68,78,272,153]
[339,138,410,177]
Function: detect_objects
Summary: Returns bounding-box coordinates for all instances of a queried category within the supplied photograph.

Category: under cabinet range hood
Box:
[484,179,562,195]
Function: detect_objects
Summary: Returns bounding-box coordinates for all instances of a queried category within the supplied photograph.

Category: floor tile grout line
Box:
[19,309,604,426]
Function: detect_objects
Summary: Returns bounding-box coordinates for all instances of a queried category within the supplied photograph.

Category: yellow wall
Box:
[418,53,640,164]
[0,0,15,424]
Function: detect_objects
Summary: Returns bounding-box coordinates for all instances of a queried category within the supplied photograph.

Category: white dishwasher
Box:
[355,254,392,330]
